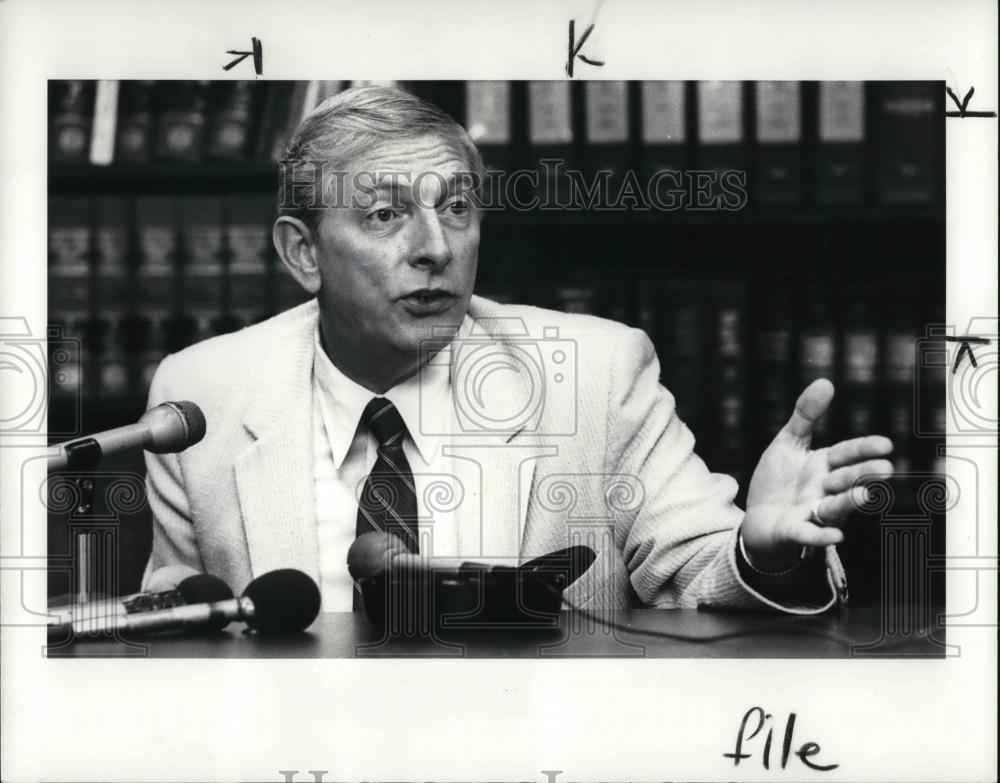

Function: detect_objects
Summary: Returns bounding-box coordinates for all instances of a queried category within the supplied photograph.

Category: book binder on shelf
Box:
[638,81,686,185]
[48,197,93,398]
[115,81,156,164]
[753,81,802,206]
[695,81,745,204]
[93,197,131,398]
[710,280,749,485]
[89,80,120,166]
[50,81,95,163]
[153,81,210,164]
[205,81,256,162]
[179,197,226,343]
[815,81,865,205]
[465,81,513,207]
[841,290,879,439]
[527,81,575,206]
[797,287,836,442]
[583,81,630,202]
[227,194,274,326]
[752,283,794,445]
[876,81,940,205]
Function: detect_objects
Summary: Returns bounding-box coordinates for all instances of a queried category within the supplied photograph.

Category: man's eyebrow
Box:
[370,178,412,192]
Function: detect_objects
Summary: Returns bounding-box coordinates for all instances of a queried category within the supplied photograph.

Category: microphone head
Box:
[170,400,207,444]
[176,573,234,632]
[347,532,410,581]
[242,569,320,633]
[143,564,203,593]
[176,573,234,604]
[142,401,207,454]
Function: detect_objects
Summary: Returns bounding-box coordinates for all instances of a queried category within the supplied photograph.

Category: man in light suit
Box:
[143,86,894,613]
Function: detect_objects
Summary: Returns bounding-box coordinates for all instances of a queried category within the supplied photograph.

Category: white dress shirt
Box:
[312,326,458,611]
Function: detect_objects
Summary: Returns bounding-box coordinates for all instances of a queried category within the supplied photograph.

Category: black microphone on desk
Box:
[49,569,321,640]
[347,532,596,585]
[48,401,207,470]
[49,573,234,628]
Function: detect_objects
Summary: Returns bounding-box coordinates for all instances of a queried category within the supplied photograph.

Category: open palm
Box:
[740,379,894,568]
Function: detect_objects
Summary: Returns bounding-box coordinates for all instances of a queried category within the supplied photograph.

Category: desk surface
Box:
[48,607,947,658]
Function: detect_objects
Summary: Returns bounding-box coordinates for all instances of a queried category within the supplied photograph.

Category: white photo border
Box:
[1,1,996,781]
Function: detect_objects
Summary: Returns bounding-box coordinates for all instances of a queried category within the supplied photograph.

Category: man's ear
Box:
[273,215,321,295]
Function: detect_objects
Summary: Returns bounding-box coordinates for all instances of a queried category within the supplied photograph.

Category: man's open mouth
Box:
[402,289,453,304]
[400,289,456,314]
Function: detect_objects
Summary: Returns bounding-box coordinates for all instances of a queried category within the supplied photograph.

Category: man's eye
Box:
[369,208,399,223]
[447,199,470,215]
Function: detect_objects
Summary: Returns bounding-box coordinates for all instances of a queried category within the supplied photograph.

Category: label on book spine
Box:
[819,82,864,142]
[95,197,130,316]
[466,81,511,144]
[585,82,628,143]
[49,198,92,317]
[755,82,800,143]
[181,198,224,316]
[845,331,878,384]
[877,82,938,204]
[641,82,685,143]
[528,82,572,144]
[136,197,177,317]
[51,81,93,161]
[697,82,742,143]
[89,80,119,166]
[116,81,155,162]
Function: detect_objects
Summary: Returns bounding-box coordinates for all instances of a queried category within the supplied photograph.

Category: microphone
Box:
[50,569,320,640]
[48,401,207,471]
[49,573,233,628]
[347,532,423,581]
[347,532,595,585]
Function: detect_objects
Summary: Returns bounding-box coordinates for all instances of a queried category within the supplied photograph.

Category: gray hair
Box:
[278,85,485,231]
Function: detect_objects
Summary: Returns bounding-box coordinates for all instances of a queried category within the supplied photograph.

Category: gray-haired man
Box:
[143,86,893,612]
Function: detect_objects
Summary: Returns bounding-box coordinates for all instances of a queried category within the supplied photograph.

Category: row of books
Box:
[50,80,942,207]
[50,80,350,167]
[632,276,946,487]
[48,193,944,483]
[49,194,304,397]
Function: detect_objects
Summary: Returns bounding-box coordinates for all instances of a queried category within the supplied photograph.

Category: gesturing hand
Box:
[740,379,894,571]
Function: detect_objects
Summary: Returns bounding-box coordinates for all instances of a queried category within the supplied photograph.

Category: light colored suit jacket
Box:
[143,296,846,612]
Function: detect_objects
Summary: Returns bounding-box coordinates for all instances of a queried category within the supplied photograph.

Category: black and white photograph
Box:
[1,2,996,781]
[42,77,948,657]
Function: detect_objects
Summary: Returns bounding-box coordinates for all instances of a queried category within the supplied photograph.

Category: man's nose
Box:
[407,209,453,271]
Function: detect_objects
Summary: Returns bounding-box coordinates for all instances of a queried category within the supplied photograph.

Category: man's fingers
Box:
[823,459,895,494]
[782,379,835,441]
[778,486,871,548]
[827,435,894,468]
[814,486,870,524]
[786,522,844,548]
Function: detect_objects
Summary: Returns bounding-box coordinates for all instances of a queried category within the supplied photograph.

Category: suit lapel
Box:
[234,301,321,584]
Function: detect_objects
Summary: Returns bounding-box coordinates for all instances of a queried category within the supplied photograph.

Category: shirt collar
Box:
[312,324,452,467]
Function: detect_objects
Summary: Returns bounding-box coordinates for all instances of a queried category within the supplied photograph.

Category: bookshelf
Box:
[47,79,946,606]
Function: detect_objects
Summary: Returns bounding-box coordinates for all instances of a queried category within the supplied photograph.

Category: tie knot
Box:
[361,397,407,448]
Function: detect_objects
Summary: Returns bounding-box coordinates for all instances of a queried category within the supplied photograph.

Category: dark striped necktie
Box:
[354,397,420,610]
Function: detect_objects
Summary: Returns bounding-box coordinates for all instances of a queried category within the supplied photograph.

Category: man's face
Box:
[310,134,480,360]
